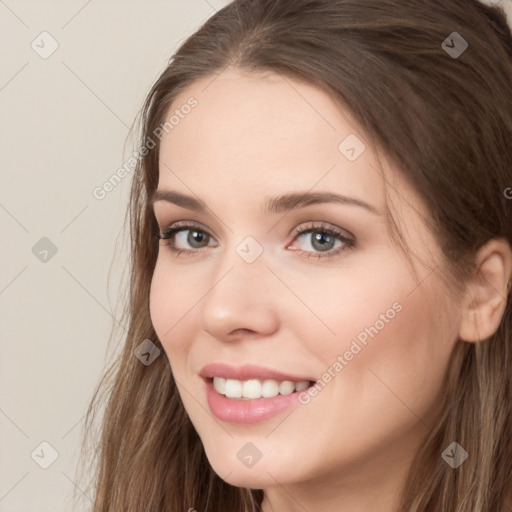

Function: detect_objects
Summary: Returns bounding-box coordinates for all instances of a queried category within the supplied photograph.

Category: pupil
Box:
[189,230,207,248]
[313,232,334,251]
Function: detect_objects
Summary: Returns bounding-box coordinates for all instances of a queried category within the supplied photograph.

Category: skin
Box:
[149,68,512,512]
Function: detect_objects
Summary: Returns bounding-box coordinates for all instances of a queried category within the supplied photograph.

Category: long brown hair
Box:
[72,1,512,510]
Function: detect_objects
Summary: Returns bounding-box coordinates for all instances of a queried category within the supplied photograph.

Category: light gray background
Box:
[0,2,230,511]
[0,0,510,511]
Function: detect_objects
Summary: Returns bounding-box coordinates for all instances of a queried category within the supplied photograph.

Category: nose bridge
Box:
[199,236,280,338]
[211,232,269,291]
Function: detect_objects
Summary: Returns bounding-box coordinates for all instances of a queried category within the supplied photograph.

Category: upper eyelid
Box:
[291,222,354,239]
[161,220,214,237]
[159,220,354,242]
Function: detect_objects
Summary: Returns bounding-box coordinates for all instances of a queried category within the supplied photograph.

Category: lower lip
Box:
[204,379,308,424]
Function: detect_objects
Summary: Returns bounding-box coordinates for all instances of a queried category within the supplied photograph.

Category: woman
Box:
[76,0,512,510]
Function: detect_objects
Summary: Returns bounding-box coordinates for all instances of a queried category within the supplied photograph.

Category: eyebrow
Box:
[151,189,380,216]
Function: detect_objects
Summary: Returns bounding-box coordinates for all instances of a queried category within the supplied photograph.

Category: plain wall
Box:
[0,2,230,511]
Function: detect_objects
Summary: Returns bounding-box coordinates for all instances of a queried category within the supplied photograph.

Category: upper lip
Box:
[200,363,314,383]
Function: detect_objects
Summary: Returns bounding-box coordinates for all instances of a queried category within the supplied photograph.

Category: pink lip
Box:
[203,379,310,424]
[199,362,314,382]
[200,363,315,424]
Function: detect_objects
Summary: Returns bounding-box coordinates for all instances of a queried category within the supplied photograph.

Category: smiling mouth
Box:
[207,376,315,400]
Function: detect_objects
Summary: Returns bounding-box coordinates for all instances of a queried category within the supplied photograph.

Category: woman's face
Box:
[149,68,462,502]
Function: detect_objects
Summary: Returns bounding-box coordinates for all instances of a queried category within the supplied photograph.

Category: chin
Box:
[212,466,276,489]
[205,447,301,489]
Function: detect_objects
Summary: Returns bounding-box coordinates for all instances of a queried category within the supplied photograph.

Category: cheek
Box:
[149,258,192,357]
[295,254,454,403]
[317,275,454,427]
[149,261,169,334]
[276,254,416,361]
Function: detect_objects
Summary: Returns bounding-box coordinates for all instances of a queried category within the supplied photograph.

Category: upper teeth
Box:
[213,377,310,399]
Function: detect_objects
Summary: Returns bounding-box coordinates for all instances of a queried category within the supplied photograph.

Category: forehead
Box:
[154,68,446,298]
[157,68,404,222]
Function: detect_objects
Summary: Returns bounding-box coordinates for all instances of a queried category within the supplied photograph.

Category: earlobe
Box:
[458,238,512,343]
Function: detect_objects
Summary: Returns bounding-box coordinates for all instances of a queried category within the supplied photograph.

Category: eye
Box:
[288,222,355,259]
[156,220,356,259]
[157,220,216,256]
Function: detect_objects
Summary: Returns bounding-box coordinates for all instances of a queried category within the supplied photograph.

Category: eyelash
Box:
[156,220,356,260]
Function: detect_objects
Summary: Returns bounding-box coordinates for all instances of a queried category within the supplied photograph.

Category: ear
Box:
[458,238,512,343]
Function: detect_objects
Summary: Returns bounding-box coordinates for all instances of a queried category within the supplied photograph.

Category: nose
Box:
[199,248,280,342]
